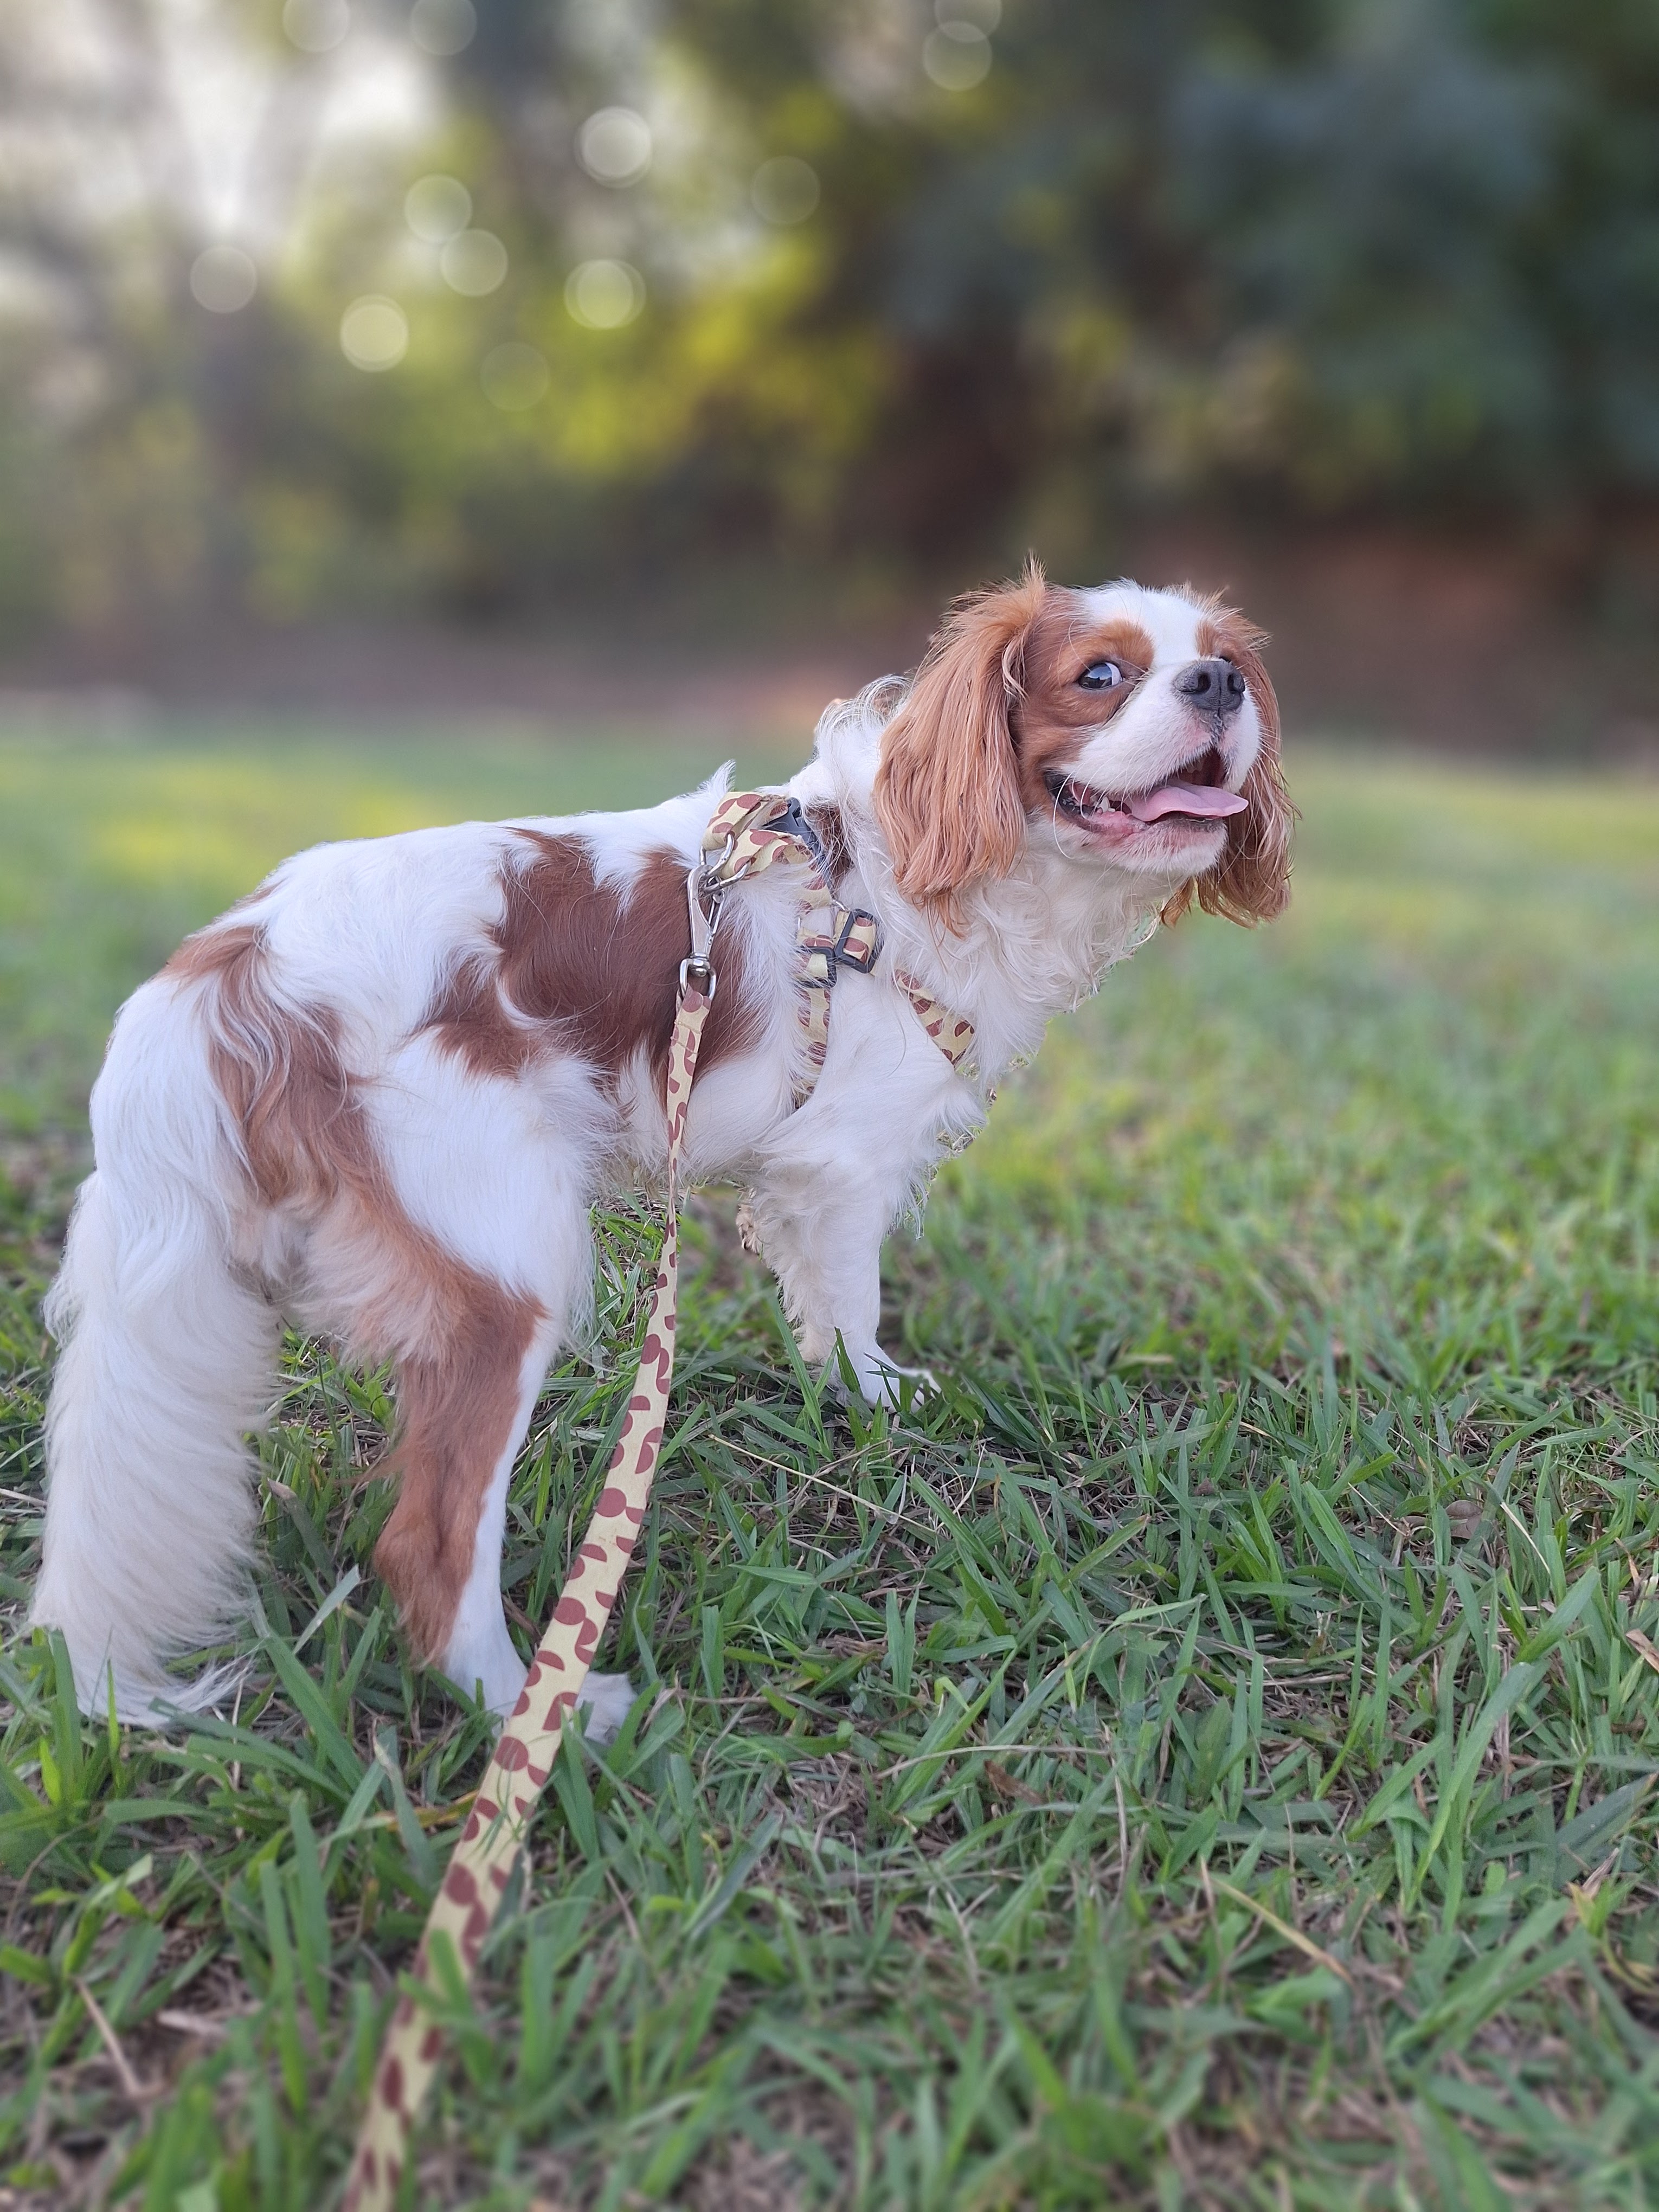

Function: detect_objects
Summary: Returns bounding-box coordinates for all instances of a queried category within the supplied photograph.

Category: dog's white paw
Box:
[451,1642,528,1721]
[468,1661,635,1744]
[826,1348,936,1411]
[576,1670,637,1745]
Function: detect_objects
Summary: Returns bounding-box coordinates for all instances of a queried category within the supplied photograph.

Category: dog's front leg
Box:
[743,1172,929,1409]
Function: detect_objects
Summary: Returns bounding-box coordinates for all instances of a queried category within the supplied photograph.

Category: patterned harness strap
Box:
[698,789,885,1103]
[344,792,973,2210]
[892,969,977,1072]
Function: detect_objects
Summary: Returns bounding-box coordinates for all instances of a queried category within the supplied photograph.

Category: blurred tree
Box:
[0,0,1654,636]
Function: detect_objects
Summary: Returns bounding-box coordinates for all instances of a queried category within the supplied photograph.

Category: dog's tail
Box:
[31,976,281,1723]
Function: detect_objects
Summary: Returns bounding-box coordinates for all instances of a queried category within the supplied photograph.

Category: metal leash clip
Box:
[681,844,726,999]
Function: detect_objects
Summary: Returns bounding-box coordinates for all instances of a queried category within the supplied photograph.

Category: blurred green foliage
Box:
[3,0,1657,637]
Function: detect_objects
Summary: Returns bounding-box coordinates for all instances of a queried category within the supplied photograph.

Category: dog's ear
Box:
[1163,609,1294,928]
[873,561,1048,929]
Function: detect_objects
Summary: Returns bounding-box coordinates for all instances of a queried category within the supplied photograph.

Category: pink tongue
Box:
[1126,783,1248,823]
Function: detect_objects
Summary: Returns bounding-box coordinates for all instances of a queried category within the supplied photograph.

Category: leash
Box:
[344,794,971,2209]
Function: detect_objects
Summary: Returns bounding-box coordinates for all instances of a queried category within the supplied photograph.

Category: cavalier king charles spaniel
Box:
[33,565,1290,1726]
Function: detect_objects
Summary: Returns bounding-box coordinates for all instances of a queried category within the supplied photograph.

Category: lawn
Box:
[2,721,1658,2211]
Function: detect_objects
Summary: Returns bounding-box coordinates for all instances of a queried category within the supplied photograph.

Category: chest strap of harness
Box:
[692,788,975,1097]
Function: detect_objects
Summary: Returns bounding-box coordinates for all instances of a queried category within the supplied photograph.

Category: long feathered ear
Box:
[1163,607,1294,928]
[873,560,1049,930]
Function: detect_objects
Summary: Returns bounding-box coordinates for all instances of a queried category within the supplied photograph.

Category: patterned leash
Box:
[344,792,971,2208]
[342,945,709,2210]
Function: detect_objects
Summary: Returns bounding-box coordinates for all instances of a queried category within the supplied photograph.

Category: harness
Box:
[345,791,975,2210]
[693,788,883,1103]
[692,787,976,1095]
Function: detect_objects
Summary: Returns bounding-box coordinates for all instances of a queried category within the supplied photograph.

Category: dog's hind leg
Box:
[343,1038,632,1727]
[372,1302,636,1737]
[372,1295,544,1716]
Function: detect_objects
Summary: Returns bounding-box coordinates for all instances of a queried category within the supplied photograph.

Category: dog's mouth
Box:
[1043,745,1248,829]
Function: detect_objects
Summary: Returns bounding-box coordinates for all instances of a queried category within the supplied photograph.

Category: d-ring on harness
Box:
[345,792,975,2209]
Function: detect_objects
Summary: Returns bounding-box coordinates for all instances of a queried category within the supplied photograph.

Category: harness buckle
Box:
[775,795,824,868]
[835,907,883,974]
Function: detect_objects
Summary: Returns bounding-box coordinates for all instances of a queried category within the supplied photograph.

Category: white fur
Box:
[37,982,282,1720]
[34,585,1260,1726]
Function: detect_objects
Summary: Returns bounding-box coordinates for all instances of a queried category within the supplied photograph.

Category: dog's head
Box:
[872,562,1292,930]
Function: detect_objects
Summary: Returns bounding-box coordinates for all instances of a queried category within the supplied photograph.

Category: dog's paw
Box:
[825,1348,936,1412]
[452,1646,528,1722]
[576,1670,637,1745]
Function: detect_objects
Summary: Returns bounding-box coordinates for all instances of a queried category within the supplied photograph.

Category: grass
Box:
[1,721,1658,2210]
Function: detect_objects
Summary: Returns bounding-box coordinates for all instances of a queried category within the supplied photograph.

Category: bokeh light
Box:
[189,246,258,314]
[576,108,653,188]
[923,23,992,88]
[751,157,819,227]
[282,0,349,53]
[340,296,409,371]
[480,343,550,411]
[564,260,645,330]
[404,175,471,244]
[408,0,474,57]
[440,230,508,297]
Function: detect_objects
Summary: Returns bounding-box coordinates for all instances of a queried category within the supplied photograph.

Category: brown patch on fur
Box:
[805,802,851,889]
[168,923,353,1207]
[425,835,763,1091]
[170,924,543,1665]
[873,558,1051,930]
[1010,603,1160,807]
[421,950,533,1083]
[372,1289,538,1666]
[1162,606,1295,927]
[164,919,266,986]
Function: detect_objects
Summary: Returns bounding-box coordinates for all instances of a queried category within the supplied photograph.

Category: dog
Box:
[31,564,1290,1728]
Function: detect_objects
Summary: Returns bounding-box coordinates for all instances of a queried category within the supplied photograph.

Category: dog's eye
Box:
[1078,660,1124,691]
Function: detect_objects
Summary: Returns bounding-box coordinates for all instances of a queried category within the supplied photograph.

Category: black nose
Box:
[1176,658,1248,715]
